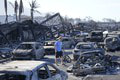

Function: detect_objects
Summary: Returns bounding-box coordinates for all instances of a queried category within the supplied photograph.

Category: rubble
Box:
[68,50,120,76]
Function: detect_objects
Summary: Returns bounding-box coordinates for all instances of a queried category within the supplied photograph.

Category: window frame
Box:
[37,64,51,79]
[46,64,59,77]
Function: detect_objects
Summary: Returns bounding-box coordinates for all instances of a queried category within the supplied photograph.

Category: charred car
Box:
[43,40,55,55]
[68,50,106,76]
[12,42,45,60]
[68,50,120,76]
[86,31,103,42]
[104,36,120,51]
[62,37,75,49]
[73,42,104,61]
[74,34,87,43]
[0,61,68,80]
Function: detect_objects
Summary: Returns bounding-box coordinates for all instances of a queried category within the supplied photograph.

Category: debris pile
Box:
[68,50,120,76]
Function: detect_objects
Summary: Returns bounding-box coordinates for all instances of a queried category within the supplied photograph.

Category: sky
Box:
[0,0,120,21]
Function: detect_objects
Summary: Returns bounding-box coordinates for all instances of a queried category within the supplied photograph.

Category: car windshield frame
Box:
[91,32,103,36]
[76,44,93,49]
[17,44,33,49]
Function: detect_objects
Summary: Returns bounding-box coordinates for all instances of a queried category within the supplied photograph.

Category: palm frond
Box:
[34,10,41,14]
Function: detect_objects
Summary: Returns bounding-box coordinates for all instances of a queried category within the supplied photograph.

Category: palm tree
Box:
[9,0,18,21]
[4,0,8,23]
[19,0,24,22]
[29,0,40,21]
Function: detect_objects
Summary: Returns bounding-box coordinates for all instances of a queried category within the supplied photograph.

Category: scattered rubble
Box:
[68,50,120,76]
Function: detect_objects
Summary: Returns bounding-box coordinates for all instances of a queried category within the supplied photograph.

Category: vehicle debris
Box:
[73,42,104,61]
[0,61,68,80]
[68,50,120,76]
[12,42,45,60]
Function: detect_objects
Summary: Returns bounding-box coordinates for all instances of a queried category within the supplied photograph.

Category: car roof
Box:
[45,40,56,42]
[91,31,102,33]
[81,50,102,55]
[62,37,72,39]
[0,61,47,72]
[106,36,118,39]
[21,42,40,44]
[77,42,94,45]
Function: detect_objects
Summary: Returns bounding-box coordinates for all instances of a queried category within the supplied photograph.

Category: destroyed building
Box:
[0,20,49,46]
[0,13,73,47]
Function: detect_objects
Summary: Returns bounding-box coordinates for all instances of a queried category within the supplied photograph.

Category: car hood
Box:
[43,46,54,49]
[74,48,92,53]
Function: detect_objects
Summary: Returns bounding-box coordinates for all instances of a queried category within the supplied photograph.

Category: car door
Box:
[81,44,93,52]
[37,65,51,80]
[35,44,44,59]
[46,64,62,80]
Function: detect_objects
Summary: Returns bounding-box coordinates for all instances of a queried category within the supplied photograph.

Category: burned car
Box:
[85,31,103,42]
[62,37,75,49]
[12,42,45,60]
[68,50,120,76]
[0,48,12,60]
[0,61,68,80]
[74,34,87,43]
[73,42,104,61]
[104,36,120,51]
[43,40,55,55]
[90,31,103,42]
[68,50,106,76]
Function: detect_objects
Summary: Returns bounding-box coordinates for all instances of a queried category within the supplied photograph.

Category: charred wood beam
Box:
[28,21,36,41]
[20,20,36,41]
[18,23,24,41]
[40,13,66,36]
[0,30,11,47]
[29,24,36,41]
[58,14,66,36]
[40,13,60,25]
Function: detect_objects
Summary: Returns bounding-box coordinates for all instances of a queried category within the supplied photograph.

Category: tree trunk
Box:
[31,9,34,21]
